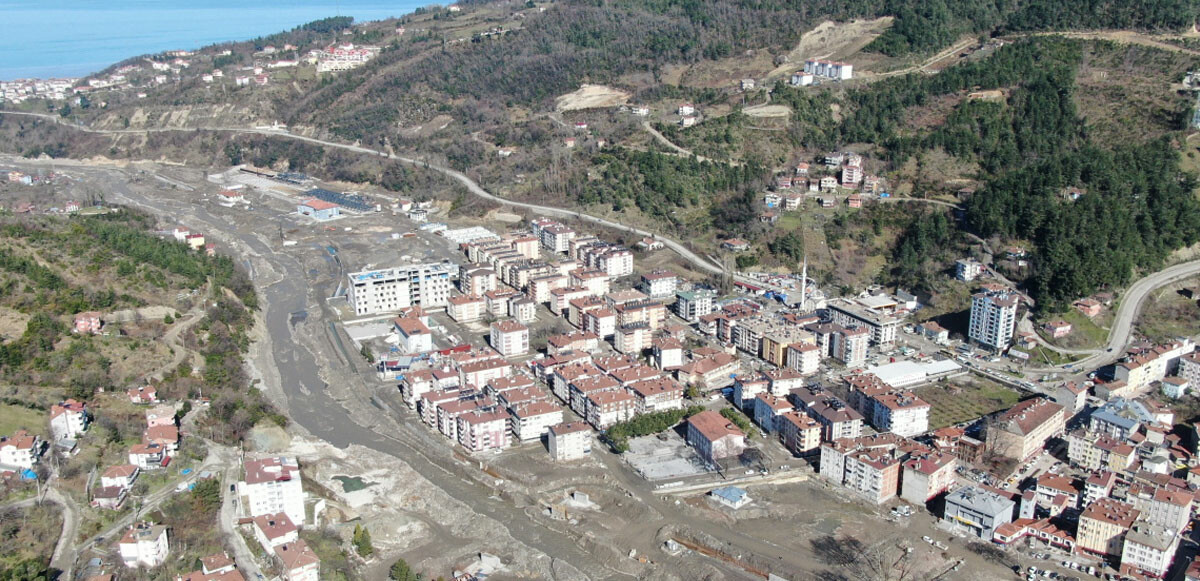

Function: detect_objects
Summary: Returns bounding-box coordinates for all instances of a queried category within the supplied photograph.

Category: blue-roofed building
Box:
[710,486,751,509]
[1089,397,1154,440]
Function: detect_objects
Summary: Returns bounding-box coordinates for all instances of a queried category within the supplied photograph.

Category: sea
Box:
[0,0,432,81]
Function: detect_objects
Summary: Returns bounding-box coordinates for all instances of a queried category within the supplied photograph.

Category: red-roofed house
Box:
[252,512,299,551]
[50,399,89,440]
[686,411,747,466]
[274,541,320,581]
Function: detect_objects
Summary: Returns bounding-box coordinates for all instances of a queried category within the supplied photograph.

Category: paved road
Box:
[1022,258,1200,373]
[220,459,265,580]
[0,110,726,276]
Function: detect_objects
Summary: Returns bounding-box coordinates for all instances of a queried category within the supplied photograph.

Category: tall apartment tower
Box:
[969,290,1018,350]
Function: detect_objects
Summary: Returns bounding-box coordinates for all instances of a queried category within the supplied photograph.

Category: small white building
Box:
[710,486,751,509]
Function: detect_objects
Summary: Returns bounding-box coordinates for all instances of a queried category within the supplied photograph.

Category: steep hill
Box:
[5,0,1200,310]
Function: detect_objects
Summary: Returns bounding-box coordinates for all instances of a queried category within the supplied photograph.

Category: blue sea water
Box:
[0,0,432,80]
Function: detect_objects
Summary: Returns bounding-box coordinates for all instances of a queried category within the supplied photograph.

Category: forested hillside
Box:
[6,0,1200,313]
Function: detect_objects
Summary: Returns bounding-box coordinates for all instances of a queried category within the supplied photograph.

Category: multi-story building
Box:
[776,411,821,455]
[674,289,716,322]
[1077,498,1139,558]
[752,394,793,434]
[252,513,299,551]
[1179,351,1200,389]
[792,388,864,441]
[1120,520,1180,579]
[508,402,563,442]
[49,399,89,440]
[827,296,905,348]
[241,457,306,526]
[460,266,498,295]
[119,522,170,568]
[943,486,1015,539]
[394,316,433,354]
[638,270,678,298]
[786,342,821,375]
[626,377,684,414]
[1128,485,1192,532]
[457,409,511,452]
[447,294,487,322]
[1114,340,1195,390]
[686,410,747,466]
[869,392,931,438]
[539,223,576,254]
[548,422,592,461]
[274,541,320,581]
[1054,381,1089,415]
[832,326,869,367]
[987,397,1065,461]
[490,320,530,357]
[968,289,1018,351]
[346,262,458,315]
[956,258,983,281]
[585,390,637,429]
[0,430,41,469]
[900,452,956,504]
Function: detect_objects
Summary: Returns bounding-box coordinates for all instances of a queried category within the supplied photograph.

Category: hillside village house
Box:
[274,541,321,581]
[73,311,103,334]
[0,430,42,470]
[119,522,170,568]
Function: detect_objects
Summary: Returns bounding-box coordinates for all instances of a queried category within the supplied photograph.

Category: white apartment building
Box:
[969,289,1018,350]
[828,296,904,348]
[674,289,716,321]
[509,402,563,441]
[49,399,89,440]
[638,270,678,298]
[119,523,170,568]
[539,224,576,254]
[447,294,487,322]
[490,320,530,357]
[241,457,306,526]
[956,258,983,281]
[0,430,41,469]
[1120,520,1179,579]
[1179,351,1200,389]
[833,326,870,367]
[786,343,821,375]
[549,422,592,461]
[346,262,458,315]
[869,393,931,438]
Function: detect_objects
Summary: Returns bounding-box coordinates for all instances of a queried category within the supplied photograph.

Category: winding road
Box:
[0,110,726,276]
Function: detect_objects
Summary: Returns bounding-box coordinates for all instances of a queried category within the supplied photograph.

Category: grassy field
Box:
[1137,278,1200,343]
[915,379,1022,430]
[0,403,45,437]
[1037,308,1110,350]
